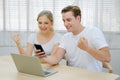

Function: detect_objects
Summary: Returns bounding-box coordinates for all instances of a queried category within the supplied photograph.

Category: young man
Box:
[35,5,111,72]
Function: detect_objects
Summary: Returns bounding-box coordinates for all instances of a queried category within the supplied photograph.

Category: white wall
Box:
[0,31,120,75]
[101,32,120,75]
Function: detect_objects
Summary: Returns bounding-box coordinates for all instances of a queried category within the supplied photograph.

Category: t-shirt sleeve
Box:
[59,35,66,49]
[56,33,62,43]
[91,28,108,50]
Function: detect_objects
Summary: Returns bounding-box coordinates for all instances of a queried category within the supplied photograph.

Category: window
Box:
[0,0,120,31]
[0,0,3,30]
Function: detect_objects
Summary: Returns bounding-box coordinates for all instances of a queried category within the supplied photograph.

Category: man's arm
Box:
[35,47,66,65]
[77,37,111,62]
[86,46,111,62]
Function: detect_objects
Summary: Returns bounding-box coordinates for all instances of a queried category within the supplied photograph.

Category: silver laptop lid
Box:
[11,53,57,77]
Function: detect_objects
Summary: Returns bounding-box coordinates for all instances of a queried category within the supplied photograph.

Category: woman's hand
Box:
[35,50,47,58]
[13,34,20,44]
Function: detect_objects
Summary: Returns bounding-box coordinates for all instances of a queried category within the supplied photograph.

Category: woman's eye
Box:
[38,22,42,24]
[45,22,48,24]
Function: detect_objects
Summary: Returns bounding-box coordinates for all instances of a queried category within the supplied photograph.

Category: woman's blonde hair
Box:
[37,10,54,31]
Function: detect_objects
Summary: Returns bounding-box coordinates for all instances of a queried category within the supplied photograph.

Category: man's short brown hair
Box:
[61,5,81,18]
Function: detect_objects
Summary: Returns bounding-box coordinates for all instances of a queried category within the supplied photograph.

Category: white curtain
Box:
[0,0,120,46]
[0,0,120,31]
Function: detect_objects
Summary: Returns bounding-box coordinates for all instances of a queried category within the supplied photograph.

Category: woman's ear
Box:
[50,21,53,26]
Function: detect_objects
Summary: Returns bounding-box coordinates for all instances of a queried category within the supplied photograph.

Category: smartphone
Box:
[34,44,44,52]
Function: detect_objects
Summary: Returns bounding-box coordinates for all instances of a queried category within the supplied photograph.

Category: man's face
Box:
[62,11,80,32]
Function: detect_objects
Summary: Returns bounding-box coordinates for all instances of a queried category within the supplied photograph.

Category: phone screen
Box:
[34,44,44,52]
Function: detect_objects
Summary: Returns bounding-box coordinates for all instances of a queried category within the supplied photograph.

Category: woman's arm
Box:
[13,34,34,56]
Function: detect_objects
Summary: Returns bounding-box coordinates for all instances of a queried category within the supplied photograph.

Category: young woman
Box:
[13,10,61,59]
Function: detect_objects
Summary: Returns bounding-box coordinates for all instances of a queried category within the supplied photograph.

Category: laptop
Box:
[11,53,58,77]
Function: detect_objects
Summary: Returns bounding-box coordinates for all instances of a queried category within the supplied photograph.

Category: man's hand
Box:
[77,37,89,51]
[35,50,47,58]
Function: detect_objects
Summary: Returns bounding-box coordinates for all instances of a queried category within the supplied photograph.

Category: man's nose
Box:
[64,21,69,26]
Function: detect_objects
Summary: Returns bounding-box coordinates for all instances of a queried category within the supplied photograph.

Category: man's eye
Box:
[67,19,71,22]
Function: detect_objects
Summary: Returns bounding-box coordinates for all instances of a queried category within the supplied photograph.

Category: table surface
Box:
[0,55,119,80]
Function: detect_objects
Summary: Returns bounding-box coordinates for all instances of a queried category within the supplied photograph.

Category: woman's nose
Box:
[41,24,45,27]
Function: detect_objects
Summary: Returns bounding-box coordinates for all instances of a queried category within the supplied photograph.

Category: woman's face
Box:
[37,15,53,34]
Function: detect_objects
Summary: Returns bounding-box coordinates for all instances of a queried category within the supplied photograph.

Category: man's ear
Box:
[77,16,81,22]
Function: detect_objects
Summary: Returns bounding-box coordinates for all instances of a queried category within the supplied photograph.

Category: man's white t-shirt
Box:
[27,32,61,55]
[59,26,108,72]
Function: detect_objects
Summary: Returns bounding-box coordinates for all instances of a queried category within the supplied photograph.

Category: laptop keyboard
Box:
[44,71,51,75]
[43,68,51,75]
[43,68,58,76]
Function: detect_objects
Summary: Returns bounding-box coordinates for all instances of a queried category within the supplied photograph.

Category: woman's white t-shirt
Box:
[27,32,61,55]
